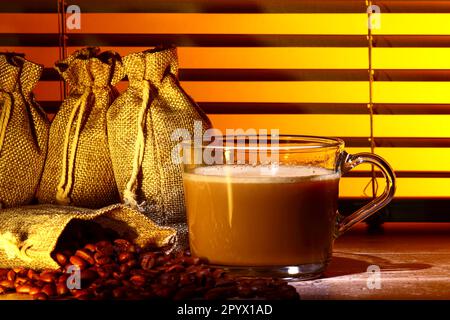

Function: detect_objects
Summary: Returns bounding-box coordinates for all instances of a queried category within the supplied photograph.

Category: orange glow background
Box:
[1,9,449,199]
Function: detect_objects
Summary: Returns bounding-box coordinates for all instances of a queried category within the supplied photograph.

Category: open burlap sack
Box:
[37,47,122,208]
[0,204,176,270]
[0,53,49,208]
[107,47,211,250]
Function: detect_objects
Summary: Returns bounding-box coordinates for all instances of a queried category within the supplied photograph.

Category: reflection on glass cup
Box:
[182,135,395,280]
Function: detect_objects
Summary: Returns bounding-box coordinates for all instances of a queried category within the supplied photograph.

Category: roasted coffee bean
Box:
[112,271,124,281]
[0,269,8,280]
[69,255,87,269]
[212,269,225,279]
[80,269,98,284]
[55,253,68,266]
[32,292,49,300]
[13,267,27,277]
[16,285,32,294]
[215,278,236,287]
[56,283,69,296]
[96,267,111,279]
[119,264,129,274]
[195,268,210,279]
[140,253,155,270]
[143,269,160,279]
[75,249,95,265]
[112,287,126,299]
[29,286,41,296]
[71,289,91,299]
[14,277,29,287]
[126,259,138,269]
[178,256,201,266]
[118,252,134,263]
[204,286,238,300]
[167,264,184,273]
[104,279,120,287]
[179,273,196,286]
[0,280,14,289]
[57,274,69,284]
[27,269,39,281]
[0,237,300,301]
[94,252,111,265]
[39,273,56,284]
[84,244,96,253]
[159,273,179,287]
[6,270,15,282]
[129,275,146,287]
[155,255,170,266]
[95,241,114,256]
[129,269,146,276]
[113,239,135,253]
[41,284,56,297]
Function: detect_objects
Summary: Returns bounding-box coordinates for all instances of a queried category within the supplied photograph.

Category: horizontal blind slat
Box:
[374,115,450,138]
[210,113,450,139]
[182,81,369,103]
[376,148,450,172]
[34,81,370,103]
[0,13,368,35]
[373,48,450,69]
[0,47,368,69]
[374,82,450,104]
[7,0,450,14]
[373,14,450,35]
[209,114,370,137]
[341,178,450,198]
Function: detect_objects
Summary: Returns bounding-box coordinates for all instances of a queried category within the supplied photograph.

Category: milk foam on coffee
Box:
[186,165,339,182]
[183,164,340,267]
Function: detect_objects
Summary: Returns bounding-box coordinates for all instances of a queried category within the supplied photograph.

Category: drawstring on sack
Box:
[0,91,13,156]
[56,89,91,205]
[123,80,150,208]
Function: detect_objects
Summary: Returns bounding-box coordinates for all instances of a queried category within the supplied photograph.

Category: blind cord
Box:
[57,0,67,100]
[366,0,379,199]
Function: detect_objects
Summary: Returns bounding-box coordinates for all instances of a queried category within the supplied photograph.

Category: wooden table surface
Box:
[293,222,450,300]
[2,222,450,300]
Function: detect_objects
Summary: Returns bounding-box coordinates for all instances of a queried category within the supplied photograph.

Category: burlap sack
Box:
[107,47,211,250]
[37,47,121,208]
[0,204,176,270]
[0,53,49,208]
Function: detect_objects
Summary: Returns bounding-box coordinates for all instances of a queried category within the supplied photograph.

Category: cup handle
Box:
[335,151,396,237]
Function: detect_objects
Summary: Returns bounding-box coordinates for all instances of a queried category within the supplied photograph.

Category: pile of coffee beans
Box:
[0,225,299,300]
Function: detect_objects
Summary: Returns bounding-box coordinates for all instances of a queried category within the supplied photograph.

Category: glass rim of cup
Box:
[181,134,345,152]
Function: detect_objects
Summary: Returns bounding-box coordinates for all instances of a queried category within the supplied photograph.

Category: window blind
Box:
[1,0,450,220]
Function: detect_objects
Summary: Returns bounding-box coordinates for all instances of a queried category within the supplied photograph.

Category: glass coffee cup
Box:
[181,135,395,280]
